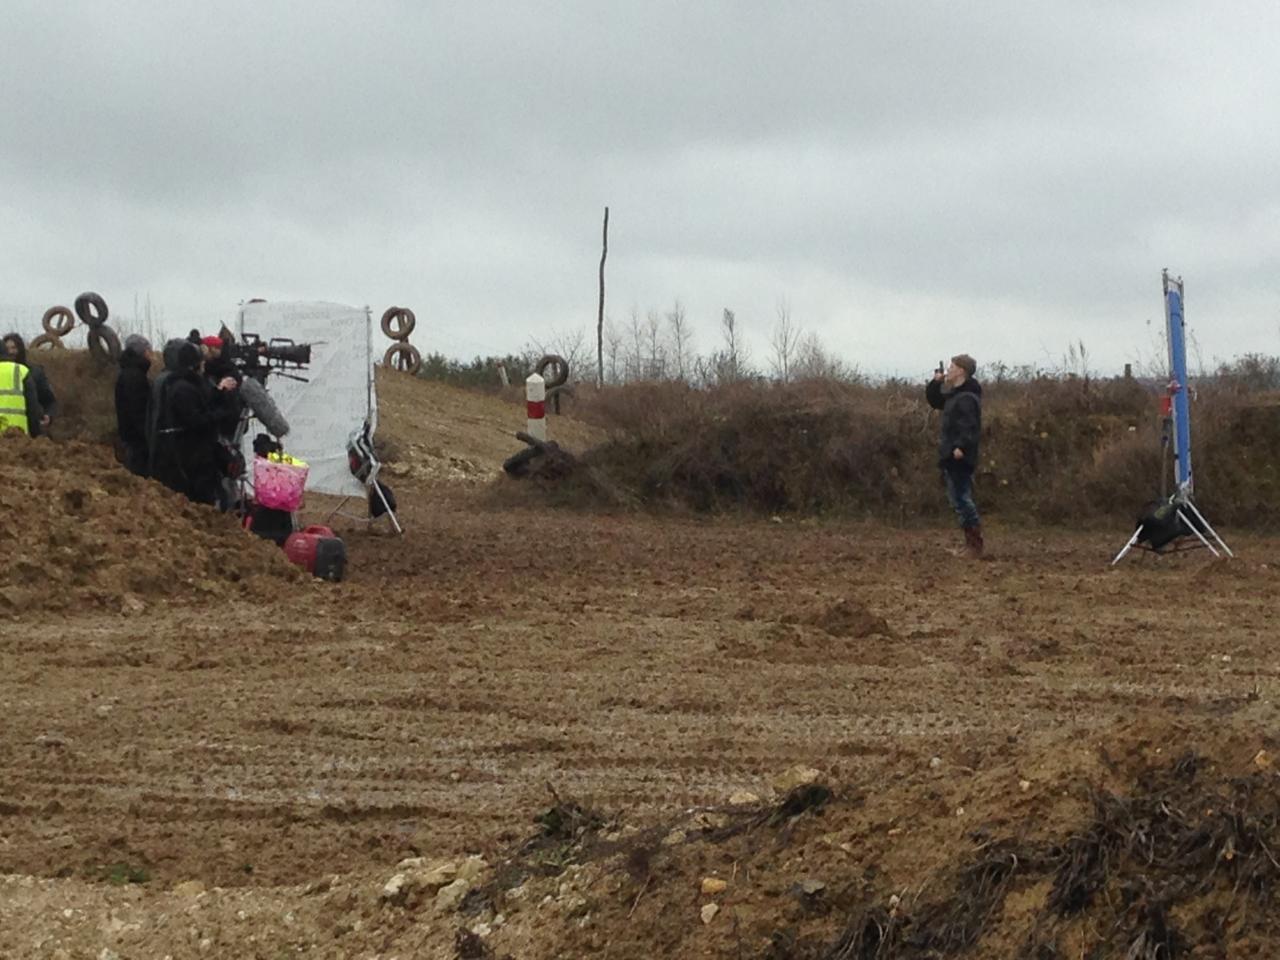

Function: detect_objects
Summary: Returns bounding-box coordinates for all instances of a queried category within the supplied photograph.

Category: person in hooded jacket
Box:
[199,334,246,509]
[148,341,238,506]
[926,354,984,558]
[0,343,43,436]
[114,334,154,476]
[2,333,57,437]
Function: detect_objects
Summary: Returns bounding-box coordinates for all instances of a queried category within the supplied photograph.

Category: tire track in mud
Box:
[2,497,1275,889]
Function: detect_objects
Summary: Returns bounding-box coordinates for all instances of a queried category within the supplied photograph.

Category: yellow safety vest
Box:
[0,361,30,435]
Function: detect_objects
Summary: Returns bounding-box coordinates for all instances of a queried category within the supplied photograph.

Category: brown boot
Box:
[964,525,985,559]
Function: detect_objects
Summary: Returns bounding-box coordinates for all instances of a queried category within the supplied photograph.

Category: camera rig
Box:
[228,332,313,383]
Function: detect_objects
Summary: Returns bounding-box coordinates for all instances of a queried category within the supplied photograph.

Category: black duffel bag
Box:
[1136,500,1192,550]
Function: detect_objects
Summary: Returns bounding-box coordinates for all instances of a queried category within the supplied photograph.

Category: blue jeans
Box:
[944,468,980,529]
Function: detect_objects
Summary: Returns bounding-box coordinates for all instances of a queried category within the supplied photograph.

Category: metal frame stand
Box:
[324,423,404,535]
[1111,488,1234,565]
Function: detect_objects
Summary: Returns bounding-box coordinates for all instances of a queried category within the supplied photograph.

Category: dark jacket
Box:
[114,347,152,473]
[2,334,56,434]
[204,356,244,441]
[149,370,226,505]
[926,377,982,471]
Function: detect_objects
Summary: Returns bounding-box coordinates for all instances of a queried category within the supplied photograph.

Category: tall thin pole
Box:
[597,206,609,388]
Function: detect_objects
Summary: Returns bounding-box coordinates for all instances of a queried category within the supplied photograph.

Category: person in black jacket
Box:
[114,334,154,475]
[148,341,238,506]
[925,354,984,558]
[200,334,246,509]
[2,333,57,437]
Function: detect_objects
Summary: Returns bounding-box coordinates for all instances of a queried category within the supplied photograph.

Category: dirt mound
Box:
[0,434,303,614]
[804,597,894,638]
[21,348,118,444]
[427,710,1280,960]
[719,597,907,667]
[4,716,1276,958]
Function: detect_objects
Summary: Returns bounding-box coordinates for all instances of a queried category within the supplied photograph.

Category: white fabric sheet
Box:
[237,301,374,497]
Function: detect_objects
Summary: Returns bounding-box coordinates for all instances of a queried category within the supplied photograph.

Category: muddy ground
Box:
[3,374,1279,958]
[4,499,1278,956]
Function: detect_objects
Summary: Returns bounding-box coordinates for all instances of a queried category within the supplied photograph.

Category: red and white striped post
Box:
[525,372,546,442]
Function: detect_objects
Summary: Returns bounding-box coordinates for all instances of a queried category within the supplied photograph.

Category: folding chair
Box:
[327,419,404,534]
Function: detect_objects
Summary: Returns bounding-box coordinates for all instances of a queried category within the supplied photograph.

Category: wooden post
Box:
[597,206,609,388]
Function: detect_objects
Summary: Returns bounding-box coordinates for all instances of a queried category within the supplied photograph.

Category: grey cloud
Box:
[2,0,1278,374]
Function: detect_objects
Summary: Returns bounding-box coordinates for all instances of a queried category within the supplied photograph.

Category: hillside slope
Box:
[25,350,599,486]
[374,367,600,486]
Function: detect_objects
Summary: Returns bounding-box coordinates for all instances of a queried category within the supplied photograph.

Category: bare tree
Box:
[626,306,645,381]
[769,299,802,383]
[644,309,666,380]
[527,327,590,380]
[792,330,858,382]
[666,299,693,382]
[603,317,624,384]
[717,307,751,383]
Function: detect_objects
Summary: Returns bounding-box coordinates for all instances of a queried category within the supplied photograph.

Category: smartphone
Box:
[936,360,944,375]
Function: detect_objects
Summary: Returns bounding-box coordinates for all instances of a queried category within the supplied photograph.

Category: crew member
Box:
[149,341,237,506]
[0,346,43,436]
[2,333,57,436]
[115,334,154,475]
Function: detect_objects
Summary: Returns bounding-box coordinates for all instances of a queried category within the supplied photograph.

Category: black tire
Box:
[537,354,569,388]
[74,292,109,327]
[87,325,122,362]
[545,382,575,415]
[41,306,75,337]
[29,333,66,351]
[380,307,416,340]
[384,343,422,374]
[503,444,543,476]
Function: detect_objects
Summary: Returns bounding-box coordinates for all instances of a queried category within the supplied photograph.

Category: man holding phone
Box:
[925,354,984,558]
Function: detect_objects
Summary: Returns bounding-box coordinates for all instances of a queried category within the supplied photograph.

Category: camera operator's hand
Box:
[952,447,965,461]
[933,370,945,382]
[217,377,237,392]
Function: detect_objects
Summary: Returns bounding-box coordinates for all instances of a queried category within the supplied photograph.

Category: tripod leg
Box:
[374,484,404,535]
[366,464,404,536]
[1176,509,1220,558]
[327,496,351,526]
[1182,499,1234,557]
[1112,527,1144,566]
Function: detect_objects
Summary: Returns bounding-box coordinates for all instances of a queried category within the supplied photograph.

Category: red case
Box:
[283,525,346,581]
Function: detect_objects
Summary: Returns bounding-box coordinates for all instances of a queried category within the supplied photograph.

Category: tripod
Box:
[1111,485,1234,564]
[1111,270,1233,565]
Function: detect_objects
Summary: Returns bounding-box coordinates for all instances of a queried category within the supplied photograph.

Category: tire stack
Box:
[29,292,121,362]
[77,293,121,362]
[381,307,422,375]
[537,353,572,414]
[30,306,74,352]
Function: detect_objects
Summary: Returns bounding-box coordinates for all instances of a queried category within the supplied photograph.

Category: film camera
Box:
[227,332,313,383]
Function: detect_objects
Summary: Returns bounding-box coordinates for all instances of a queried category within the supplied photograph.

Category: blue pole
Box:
[1165,276,1192,494]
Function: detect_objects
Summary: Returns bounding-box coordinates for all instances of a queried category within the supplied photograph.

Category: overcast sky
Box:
[3,1,1278,377]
